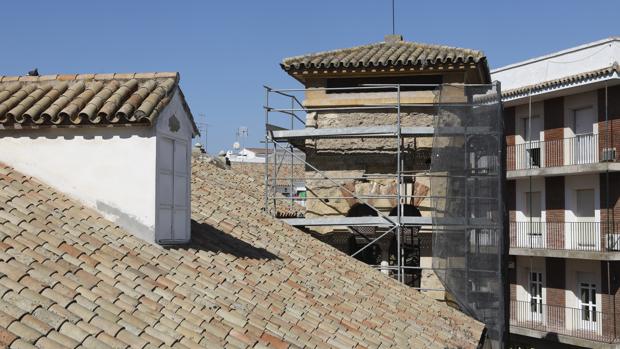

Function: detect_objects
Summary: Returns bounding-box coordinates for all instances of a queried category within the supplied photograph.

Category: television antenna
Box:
[236,126,248,153]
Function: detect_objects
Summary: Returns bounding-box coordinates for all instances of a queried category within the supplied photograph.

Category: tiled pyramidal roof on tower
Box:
[0,73,187,129]
[0,157,484,348]
[281,35,486,71]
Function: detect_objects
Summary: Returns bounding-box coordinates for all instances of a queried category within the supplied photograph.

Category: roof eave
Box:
[282,60,490,83]
[501,70,620,105]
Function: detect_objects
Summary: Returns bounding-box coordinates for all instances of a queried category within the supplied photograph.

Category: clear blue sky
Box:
[1,1,617,152]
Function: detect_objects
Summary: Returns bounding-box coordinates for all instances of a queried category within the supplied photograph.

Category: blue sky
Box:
[1,1,618,152]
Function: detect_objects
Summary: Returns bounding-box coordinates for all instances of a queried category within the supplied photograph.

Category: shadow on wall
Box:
[181,219,281,261]
[2,124,153,140]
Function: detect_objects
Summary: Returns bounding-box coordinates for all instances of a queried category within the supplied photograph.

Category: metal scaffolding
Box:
[263,83,506,345]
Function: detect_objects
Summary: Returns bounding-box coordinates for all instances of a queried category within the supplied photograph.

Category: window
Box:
[579,282,597,323]
[524,192,543,244]
[573,107,594,135]
[572,108,596,164]
[529,272,543,320]
[576,189,595,218]
[522,116,542,167]
[522,116,542,142]
[524,192,542,219]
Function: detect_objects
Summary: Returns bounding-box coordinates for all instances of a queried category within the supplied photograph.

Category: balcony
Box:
[510,300,619,344]
[506,134,619,178]
[509,221,620,257]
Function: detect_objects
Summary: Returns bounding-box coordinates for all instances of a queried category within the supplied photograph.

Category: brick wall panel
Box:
[509,256,517,322]
[545,258,565,328]
[507,180,516,247]
[505,107,516,171]
[544,98,564,167]
[545,177,565,249]
[600,172,620,250]
[600,261,620,339]
[544,128,564,167]
[597,119,620,163]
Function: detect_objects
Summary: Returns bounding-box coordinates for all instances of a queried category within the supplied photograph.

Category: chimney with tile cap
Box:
[385,34,403,43]
[0,72,200,245]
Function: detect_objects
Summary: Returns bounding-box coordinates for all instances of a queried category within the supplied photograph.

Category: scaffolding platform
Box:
[282,216,432,227]
[270,125,499,141]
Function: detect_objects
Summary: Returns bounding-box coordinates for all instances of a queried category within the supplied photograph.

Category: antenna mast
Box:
[391,0,395,35]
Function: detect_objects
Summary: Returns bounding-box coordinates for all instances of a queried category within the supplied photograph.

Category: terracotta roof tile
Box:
[282,36,486,72]
[0,327,18,347]
[500,62,620,99]
[0,159,484,348]
[0,72,198,134]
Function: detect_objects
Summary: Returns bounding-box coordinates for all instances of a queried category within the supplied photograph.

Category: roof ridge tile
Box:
[0,71,195,132]
[282,40,486,71]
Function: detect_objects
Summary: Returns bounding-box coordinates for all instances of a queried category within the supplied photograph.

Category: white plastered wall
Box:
[0,126,157,241]
[0,88,195,245]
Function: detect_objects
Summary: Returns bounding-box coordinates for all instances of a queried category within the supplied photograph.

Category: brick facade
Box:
[509,255,517,322]
[601,261,620,339]
[600,172,620,250]
[507,180,516,246]
[505,107,516,171]
[543,97,564,167]
[545,177,565,249]
[597,86,620,163]
[545,258,566,328]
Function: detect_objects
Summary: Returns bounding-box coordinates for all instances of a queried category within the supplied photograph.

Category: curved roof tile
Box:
[0,159,485,349]
[500,62,620,99]
[282,37,486,71]
[0,72,197,133]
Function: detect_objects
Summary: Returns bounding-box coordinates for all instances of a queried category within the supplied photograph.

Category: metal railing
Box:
[510,300,618,343]
[507,133,617,170]
[509,221,620,252]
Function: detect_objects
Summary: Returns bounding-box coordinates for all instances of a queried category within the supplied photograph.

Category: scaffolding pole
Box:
[263,82,504,332]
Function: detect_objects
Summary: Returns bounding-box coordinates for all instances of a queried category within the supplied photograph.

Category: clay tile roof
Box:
[281,36,486,72]
[500,62,620,99]
[0,72,198,133]
[0,159,484,348]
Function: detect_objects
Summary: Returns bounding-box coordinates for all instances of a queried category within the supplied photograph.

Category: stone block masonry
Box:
[304,108,434,219]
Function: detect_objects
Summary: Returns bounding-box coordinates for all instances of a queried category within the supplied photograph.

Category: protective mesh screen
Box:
[430,83,505,346]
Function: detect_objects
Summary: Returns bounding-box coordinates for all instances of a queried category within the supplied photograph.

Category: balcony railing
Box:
[507,133,617,171]
[511,300,618,343]
[509,221,620,252]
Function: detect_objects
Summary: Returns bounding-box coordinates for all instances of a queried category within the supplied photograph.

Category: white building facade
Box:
[493,38,620,348]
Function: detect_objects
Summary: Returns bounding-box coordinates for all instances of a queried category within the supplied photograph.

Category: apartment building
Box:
[493,38,620,348]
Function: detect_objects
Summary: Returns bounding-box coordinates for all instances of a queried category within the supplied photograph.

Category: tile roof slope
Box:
[0,73,198,133]
[0,158,484,349]
[225,160,306,218]
[281,38,486,71]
